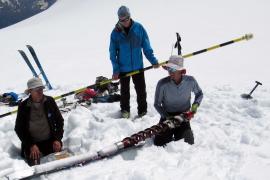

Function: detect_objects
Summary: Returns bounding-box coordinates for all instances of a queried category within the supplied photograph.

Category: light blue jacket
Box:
[109,20,158,74]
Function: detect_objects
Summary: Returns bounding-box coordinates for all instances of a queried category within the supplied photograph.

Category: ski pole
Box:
[174,32,182,55]
[241,81,262,99]
[0,34,253,119]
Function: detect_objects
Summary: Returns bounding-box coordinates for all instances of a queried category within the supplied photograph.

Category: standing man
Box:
[154,55,203,146]
[15,77,64,166]
[109,5,159,118]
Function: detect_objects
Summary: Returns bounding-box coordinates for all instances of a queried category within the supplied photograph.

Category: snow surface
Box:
[0,0,270,179]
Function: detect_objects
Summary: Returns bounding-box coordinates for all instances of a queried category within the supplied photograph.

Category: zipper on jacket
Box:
[130,42,133,70]
[124,32,133,71]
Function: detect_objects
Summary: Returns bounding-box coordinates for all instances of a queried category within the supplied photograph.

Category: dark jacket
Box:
[15,95,64,151]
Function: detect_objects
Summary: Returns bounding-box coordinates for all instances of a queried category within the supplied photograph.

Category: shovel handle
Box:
[255,81,262,86]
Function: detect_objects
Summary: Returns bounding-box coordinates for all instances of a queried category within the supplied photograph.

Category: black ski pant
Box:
[120,72,147,115]
[22,138,55,166]
[154,113,194,146]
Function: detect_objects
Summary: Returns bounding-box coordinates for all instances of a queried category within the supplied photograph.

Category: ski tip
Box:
[243,33,253,40]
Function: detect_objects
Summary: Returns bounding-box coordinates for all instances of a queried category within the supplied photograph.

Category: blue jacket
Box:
[3,92,19,102]
[109,20,158,74]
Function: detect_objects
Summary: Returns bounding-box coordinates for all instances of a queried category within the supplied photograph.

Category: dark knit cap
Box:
[118,6,130,18]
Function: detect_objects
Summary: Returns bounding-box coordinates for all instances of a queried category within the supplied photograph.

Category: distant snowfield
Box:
[0,0,270,179]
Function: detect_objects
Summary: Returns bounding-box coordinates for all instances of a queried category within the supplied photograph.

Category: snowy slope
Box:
[0,0,270,179]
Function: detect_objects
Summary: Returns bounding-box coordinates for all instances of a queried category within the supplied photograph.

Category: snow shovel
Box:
[241,81,262,99]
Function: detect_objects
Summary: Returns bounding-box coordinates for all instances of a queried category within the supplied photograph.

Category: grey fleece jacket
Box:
[154,75,203,118]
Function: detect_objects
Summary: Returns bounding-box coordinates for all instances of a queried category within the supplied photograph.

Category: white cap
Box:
[163,55,185,71]
[25,77,45,94]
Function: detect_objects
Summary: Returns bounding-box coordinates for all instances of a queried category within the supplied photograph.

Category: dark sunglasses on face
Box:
[119,17,130,23]
[167,67,177,73]
[32,87,44,92]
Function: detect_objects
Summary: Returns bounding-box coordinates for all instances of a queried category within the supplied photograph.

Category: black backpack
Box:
[94,76,119,95]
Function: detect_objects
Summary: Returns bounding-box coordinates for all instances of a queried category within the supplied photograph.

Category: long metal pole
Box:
[0,34,253,119]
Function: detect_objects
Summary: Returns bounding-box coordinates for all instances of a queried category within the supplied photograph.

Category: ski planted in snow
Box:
[18,50,39,78]
[7,115,188,179]
[26,45,53,90]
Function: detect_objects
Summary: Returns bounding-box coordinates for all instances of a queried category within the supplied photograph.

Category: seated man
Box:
[154,55,203,146]
[15,77,64,166]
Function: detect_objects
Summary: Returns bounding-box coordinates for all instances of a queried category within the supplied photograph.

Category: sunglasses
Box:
[119,17,130,23]
[167,67,177,73]
[31,87,44,92]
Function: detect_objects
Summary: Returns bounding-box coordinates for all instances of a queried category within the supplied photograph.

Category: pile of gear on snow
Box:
[59,76,120,112]
[0,92,21,106]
